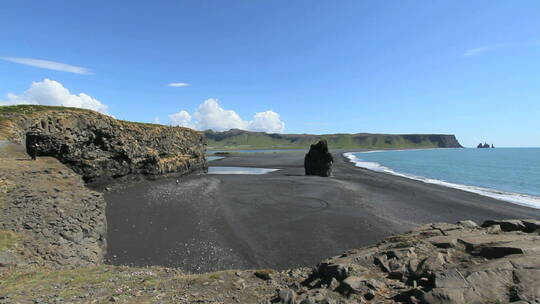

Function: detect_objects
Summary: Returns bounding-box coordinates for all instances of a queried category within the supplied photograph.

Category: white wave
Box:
[343,152,540,209]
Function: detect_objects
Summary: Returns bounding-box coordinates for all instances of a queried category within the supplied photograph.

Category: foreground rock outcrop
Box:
[272,219,540,304]
[2,218,539,303]
[305,140,334,177]
[0,141,106,270]
[1,106,207,183]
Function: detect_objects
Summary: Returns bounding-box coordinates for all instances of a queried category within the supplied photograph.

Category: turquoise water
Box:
[207,156,224,161]
[345,148,540,208]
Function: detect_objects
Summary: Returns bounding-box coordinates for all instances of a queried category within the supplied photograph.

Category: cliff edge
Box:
[0,105,207,183]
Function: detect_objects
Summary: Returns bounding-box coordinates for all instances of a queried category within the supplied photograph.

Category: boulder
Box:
[456,220,478,228]
[522,219,540,232]
[277,289,297,304]
[304,140,333,177]
[481,219,527,232]
[513,269,540,301]
[338,276,369,295]
[317,262,349,281]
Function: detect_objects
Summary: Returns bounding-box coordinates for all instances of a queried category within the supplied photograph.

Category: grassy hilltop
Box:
[0,105,463,151]
[205,129,463,150]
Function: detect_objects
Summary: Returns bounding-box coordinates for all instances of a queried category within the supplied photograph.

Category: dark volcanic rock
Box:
[304,140,333,177]
[477,142,493,148]
[1,109,207,182]
[270,219,540,304]
[0,142,106,269]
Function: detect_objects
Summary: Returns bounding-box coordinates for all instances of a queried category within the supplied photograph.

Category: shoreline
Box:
[105,149,540,273]
[343,150,540,209]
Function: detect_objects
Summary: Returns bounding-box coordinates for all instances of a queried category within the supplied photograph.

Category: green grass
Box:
[0,105,193,130]
[116,119,167,128]
[0,105,170,129]
[0,230,20,252]
[0,105,94,115]
[0,265,169,302]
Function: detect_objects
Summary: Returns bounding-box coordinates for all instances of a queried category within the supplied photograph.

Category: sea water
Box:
[344,148,540,209]
[208,167,279,175]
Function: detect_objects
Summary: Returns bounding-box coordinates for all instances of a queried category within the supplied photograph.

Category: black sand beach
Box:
[105,150,540,273]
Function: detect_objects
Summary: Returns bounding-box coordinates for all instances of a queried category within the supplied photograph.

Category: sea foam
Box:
[344,151,540,209]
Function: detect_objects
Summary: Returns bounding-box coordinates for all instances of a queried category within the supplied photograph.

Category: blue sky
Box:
[1,0,539,147]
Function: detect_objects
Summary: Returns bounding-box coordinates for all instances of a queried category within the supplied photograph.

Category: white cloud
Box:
[168,82,190,87]
[248,110,285,133]
[168,99,285,133]
[463,45,502,57]
[168,110,193,128]
[193,99,248,131]
[463,39,540,57]
[1,57,91,74]
[0,79,108,114]
[153,117,161,124]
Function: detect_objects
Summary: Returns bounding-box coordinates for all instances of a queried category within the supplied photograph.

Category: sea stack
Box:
[304,140,333,177]
[477,142,494,148]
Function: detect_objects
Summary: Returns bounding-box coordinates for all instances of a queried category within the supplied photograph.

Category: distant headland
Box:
[205,129,463,150]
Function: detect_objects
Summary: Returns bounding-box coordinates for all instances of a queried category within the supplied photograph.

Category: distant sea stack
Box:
[204,129,463,149]
[477,142,495,148]
[0,105,207,183]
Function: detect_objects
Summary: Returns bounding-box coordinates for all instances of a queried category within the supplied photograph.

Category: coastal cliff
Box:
[0,105,207,182]
[0,105,206,270]
[205,129,463,150]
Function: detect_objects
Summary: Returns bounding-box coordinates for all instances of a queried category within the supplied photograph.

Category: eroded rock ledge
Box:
[274,219,540,304]
[0,142,106,269]
[1,106,207,183]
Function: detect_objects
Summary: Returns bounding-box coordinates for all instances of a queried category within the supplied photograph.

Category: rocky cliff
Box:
[0,105,207,183]
[272,219,540,304]
[0,104,206,271]
[0,141,107,269]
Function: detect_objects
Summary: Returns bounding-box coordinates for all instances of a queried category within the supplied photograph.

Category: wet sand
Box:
[105,150,540,273]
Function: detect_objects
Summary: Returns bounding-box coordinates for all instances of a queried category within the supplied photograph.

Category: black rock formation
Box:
[2,108,207,183]
[477,142,494,148]
[304,140,333,177]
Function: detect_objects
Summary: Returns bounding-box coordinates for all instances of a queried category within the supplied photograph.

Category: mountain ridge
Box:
[205,129,463,150]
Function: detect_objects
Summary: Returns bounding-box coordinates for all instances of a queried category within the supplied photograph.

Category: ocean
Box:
[344,148,540,209]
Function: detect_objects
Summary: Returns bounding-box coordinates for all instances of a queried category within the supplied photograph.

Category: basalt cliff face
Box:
[0,106,207,183]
